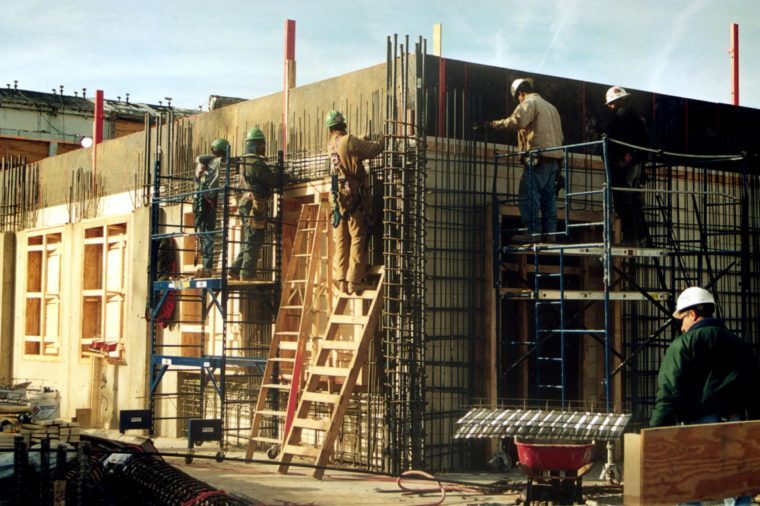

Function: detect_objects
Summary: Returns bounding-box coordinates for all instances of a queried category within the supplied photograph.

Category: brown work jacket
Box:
[327,131,384,185]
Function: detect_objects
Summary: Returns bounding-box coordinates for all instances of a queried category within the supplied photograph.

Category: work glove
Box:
[332,208,341,228]
[472,121,492,132]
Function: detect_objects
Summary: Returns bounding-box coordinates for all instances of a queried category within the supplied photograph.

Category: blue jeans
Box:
[518,158,558,235]
[682,415,751,506]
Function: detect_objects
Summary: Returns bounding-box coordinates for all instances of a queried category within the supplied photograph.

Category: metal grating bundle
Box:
[454,408,631,442]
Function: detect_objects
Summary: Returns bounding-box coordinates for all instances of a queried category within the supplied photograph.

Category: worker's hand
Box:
[472,121,492,132]
[195,162,206,179]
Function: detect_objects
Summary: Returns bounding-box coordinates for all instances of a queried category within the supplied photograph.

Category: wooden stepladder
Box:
[245,203,330,459]
[277,266,385,479]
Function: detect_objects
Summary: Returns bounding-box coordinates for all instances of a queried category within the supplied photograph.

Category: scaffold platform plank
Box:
[500,288,668,301]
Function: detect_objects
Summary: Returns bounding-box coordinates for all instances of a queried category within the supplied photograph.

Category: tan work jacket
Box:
[492,93,564,159]
[328,132,384,184]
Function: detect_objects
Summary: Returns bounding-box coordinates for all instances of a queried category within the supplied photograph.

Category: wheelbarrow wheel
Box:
[266,445,280,459]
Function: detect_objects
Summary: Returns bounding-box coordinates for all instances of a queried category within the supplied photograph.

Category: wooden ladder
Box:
[277,266,384,479]
[245,202,330,459]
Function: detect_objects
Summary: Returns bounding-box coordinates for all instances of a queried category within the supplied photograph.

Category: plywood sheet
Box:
[624,421,760,504]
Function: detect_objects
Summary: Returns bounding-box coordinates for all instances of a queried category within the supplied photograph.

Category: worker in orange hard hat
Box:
[325,110,384,295]
[603,86,649,246]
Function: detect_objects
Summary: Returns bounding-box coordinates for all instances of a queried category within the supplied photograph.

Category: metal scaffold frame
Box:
[142,113,283,458]
[492,136,753,428]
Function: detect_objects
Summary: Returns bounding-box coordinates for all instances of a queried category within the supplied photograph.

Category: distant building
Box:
[0,87,197,162]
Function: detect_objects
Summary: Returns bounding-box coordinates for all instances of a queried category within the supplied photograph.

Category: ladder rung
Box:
[300,227,317,232]
[276,331,300,336]
[320,340,358,351]
[279,341,298,350]
[339,290,379,299]
[256,409,287,418]
[330,314,368,325]
[282,444,321,458]
[250,436,281,445]
[281,305,304,309]
[310,366,349,377]
[262,383,291,390]
[270,357,294,363]
[301,391,341,404]
[292,417,331,431]
[294,253,311,257]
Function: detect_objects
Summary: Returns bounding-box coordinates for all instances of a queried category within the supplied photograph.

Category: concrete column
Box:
[0,233,16,381]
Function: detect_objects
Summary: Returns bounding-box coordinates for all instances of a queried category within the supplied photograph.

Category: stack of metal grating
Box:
[454,408,631,442]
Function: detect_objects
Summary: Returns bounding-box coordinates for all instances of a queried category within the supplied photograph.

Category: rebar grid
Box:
[0,156,39,232]
[381,35,428,474]
[622,157,759,430]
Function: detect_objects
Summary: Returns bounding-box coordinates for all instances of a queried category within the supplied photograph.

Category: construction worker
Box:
[193,138,228,277]
[651,287,760,428]
[604,86,649,246]
[229,128,274,280]
[325,110,383,294]
[485,78,564,243]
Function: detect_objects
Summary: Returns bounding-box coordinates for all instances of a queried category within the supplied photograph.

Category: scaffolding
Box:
[492,137,753,428]
[144,116,283,457]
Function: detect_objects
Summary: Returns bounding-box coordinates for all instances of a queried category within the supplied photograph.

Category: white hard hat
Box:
[673,287,715,319]
[605,86,630,105]
[510,78,533,100]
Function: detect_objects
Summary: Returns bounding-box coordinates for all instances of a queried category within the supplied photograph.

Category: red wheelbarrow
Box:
[515,439,595,505]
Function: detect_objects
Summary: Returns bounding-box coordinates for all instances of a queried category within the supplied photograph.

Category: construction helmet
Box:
[211,138,230,154]
[605,86,630,105]
[673,287,715,319]
[510,78,534,100]
[324,110,346,129]
[246,128,265,142]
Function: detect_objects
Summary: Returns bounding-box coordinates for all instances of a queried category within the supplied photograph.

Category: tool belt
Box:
[336,177,366,216]
[250,195,268,229]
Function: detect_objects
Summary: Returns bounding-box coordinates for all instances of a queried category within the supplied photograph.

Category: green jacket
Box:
[239,153,274,198]
[650,318,760,427]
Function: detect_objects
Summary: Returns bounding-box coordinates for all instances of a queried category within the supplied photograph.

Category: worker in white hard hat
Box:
[484,78,564,243]
[603,86,649,246]
[650,287,760,432]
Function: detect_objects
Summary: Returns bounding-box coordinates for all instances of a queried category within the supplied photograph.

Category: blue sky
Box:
[3,0,759,110]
